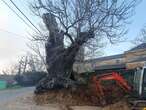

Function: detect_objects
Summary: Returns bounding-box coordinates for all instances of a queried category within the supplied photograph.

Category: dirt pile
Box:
[34,87,97,106]
[33,85,126,106]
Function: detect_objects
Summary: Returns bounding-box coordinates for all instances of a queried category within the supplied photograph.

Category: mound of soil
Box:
[33,84,126,106]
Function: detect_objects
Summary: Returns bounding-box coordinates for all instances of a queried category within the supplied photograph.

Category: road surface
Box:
[0,87,34,103]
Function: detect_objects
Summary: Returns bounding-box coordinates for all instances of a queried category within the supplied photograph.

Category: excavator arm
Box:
[92,72,132,105]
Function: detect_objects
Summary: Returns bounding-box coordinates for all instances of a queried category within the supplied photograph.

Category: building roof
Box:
[85,54,124,63]
[83,43,146,71]
[85,43,146,63]
[94,64,126,70]
[128,43,146,52]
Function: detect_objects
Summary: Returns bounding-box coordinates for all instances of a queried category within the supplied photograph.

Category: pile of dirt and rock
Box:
[33,84,126,106]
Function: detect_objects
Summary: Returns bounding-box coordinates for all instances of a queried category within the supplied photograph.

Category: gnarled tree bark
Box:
[35,13,94,93]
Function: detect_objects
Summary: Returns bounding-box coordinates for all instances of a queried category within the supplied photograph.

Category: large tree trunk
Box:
[35,13,94,93]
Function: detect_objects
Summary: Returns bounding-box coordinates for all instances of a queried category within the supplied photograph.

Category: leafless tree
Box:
[2,65,17,75]
[132,25,146,45]
[27,42,46,65]
[30,0,140,93]
[14,53,46,75]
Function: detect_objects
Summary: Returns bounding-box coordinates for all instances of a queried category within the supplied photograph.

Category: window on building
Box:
[116,60,120,63]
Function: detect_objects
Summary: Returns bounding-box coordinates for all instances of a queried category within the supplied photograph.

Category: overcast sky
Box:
[0,0,146,73]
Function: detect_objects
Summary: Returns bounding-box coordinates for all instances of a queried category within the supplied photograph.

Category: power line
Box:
[9,0,43,35]
[1,0,37,33]
[0,28,27,39]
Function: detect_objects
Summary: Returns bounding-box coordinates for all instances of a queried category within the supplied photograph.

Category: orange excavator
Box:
[91,64,146,107]
[92,71,132,105]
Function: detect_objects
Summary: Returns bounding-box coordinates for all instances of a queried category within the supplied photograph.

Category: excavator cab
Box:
[133,63,146,99]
